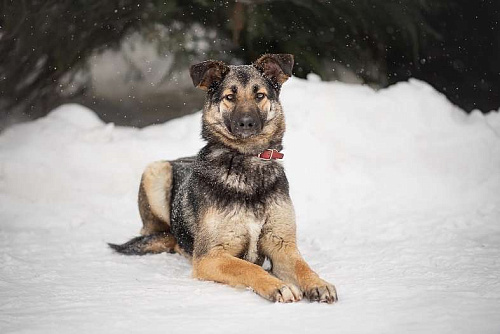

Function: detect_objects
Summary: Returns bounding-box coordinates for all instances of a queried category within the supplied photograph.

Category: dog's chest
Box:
[244,219,263,263]
[210,209,265,263]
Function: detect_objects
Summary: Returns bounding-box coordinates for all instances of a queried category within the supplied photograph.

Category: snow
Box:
[1,78,500,333]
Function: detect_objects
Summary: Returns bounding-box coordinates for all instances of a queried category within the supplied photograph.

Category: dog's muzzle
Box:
[230,111,262,138]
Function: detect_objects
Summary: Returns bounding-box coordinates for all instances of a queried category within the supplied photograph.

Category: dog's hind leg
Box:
[109,161,179,255]
[138,161,173,235]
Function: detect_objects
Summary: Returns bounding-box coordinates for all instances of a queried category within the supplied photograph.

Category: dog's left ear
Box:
[254,54,294,86]
[190,60,229,91]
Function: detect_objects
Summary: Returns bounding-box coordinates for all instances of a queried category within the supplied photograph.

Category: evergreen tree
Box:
[0,0,497,119]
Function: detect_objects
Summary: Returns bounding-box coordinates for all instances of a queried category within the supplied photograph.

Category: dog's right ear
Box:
[189,60,229,91]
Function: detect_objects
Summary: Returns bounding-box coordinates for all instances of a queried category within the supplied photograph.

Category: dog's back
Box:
[169,157,197,255]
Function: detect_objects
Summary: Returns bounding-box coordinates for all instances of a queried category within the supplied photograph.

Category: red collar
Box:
[257,149,284,161]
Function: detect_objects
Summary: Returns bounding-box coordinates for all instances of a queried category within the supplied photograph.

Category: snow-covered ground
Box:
[1,77,500,333]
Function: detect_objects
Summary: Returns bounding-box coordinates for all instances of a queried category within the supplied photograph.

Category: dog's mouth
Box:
[206,118,277,155]
[211,121,261,144]
[230,125,262,139]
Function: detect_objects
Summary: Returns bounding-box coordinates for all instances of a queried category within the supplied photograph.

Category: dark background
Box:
[1,0,499,129]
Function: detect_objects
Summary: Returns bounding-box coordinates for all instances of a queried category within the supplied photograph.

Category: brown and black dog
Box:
[109,54,337,303]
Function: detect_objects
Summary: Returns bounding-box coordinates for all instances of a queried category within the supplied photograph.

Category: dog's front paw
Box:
[304,280,337,304]
[269,284,303,303]
[257,281,302,303]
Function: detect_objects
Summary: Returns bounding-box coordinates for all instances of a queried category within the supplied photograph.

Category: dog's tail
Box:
[108,232,178,255]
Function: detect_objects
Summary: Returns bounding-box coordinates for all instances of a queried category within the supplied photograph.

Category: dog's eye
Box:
[225,94,235,101]
[256,93,265,100]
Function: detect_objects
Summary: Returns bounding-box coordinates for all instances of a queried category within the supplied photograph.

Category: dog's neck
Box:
[194,143,288,202]
[201,142,283,161]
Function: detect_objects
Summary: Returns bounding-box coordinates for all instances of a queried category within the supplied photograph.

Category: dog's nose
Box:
[238,115,256,130]
[231,113,261,138]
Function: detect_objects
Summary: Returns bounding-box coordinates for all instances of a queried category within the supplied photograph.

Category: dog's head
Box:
[190,54,294,154]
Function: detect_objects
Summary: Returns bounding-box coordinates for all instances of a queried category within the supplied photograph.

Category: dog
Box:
[109,54,337,303]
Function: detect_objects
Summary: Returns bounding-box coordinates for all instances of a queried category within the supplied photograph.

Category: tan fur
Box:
[193,249,301,302]
[138,184,166,236]
[258,198,338,303]
[143,161,172,223]
[139,161,172,235]
[260,97,272,115]
[143,233,179,254]
[194,206,263,262]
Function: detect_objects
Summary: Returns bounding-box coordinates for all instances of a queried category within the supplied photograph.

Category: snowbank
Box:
[1,78,499,333]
